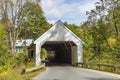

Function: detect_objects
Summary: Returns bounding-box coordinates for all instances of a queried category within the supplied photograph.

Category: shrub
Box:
[40,48,47,60]
[13,52,29,67]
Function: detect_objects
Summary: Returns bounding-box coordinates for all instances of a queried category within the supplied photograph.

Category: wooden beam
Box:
[64,42,69,50]
[69,42,73,47]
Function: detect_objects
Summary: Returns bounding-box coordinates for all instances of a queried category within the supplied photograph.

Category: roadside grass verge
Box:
[0,66,46,80]
[78,63,120,74]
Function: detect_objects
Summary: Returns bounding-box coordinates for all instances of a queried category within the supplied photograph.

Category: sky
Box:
[41,0,99,25]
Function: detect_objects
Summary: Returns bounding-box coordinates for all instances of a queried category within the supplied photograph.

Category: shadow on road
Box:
[46,62,72,67]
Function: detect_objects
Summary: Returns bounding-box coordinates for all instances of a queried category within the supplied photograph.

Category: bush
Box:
[40,48,47,60]
[0,23,11,73]
[13,52,29,67]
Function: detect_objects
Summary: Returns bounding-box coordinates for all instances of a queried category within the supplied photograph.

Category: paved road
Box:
[33,66,120,80]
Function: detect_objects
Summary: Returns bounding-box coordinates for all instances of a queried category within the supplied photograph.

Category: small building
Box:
[34,20,84,66]
[15,39,33,53]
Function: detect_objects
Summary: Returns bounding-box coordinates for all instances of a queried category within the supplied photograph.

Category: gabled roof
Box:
[34,20,84,44]
[16,39,33,47]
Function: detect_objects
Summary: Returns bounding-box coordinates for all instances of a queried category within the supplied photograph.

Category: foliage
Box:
[0,23,11,73]
[19,1,50,39]
[0,1,47,79]
[78,63,120,74]
[13,53,28,67]
[0,0,46,54]
[80,0,120,64]
[0,0,25,54]
[41,48,47,60]
[0,67,46,80]
[64,0,120,65]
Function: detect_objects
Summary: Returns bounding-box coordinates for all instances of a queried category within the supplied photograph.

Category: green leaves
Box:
[0,23,10,67]
[19,1,50,39]
[82,0,120,64]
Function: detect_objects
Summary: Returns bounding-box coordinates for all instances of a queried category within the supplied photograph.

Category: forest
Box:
[65,0,120,65]
[0,0,120,79]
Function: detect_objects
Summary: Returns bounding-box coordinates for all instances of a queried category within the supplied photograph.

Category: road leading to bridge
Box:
[33,66,120,80]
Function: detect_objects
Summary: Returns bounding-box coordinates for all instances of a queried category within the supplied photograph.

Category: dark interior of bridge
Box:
[41,41,77,65]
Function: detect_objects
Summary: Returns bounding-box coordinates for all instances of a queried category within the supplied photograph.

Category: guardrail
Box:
[77,63,120,74]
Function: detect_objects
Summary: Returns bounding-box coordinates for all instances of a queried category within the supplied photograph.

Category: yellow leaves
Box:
[83,50,92,57]
[0,23,3,34]
[0,23,7,40]
[0,67,8,76]
[40,48,47,60]
[102,38,117,49]
[108,38,117,46]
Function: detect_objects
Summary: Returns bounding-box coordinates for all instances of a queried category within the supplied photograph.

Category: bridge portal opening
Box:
[41,41,77,65]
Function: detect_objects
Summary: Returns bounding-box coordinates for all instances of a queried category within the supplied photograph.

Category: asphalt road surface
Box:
[33,66,120,80]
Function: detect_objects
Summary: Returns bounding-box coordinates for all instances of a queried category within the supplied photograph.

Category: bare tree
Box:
[0,0,26,54]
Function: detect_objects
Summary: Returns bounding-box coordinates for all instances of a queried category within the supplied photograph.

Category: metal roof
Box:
[16,39,33,47]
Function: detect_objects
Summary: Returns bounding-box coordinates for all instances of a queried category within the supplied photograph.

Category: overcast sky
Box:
[41,0,99,25]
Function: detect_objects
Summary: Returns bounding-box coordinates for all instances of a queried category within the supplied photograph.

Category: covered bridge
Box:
[34,20,84,66]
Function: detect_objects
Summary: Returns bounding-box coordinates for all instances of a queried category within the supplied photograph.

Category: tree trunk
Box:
[112,5,119,39]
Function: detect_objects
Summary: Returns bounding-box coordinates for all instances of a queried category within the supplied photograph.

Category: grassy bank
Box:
[78,63,120,74]
[0,66,46,80]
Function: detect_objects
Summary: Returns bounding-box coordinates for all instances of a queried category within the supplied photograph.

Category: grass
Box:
[0,67,46,80]
[78,63,120,74]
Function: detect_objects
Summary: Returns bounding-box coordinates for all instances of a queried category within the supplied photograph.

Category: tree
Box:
[105,0,120,39]
[0,0,25,54]
[0,23,10,68]
[82,0,120,63]
[0,0,44,54]
[19,1,50,39]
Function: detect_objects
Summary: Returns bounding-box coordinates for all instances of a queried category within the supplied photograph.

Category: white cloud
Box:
[41,0,99,25]
[48,20,56,24]
[78,2,96,14]
[41,0,74,18]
